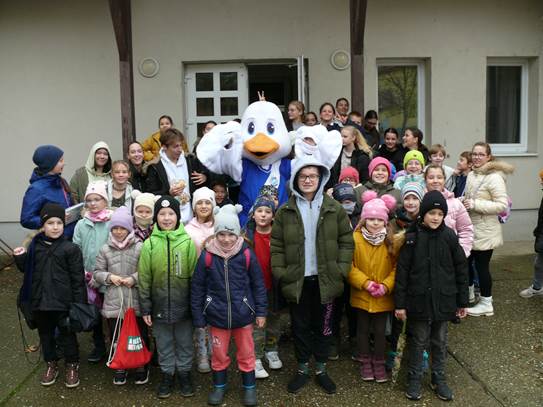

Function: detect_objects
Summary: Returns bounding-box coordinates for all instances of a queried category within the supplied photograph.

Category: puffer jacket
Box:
[94,236,143,318]
[464,161,514,251]
[138,224,197,323]
[357,180,401,208]
[191,242,267,329]
[73,216,111,273]
[141,131,161,162]
[441,189,474,257]
[184,217,214,256]
[271,156,354,304]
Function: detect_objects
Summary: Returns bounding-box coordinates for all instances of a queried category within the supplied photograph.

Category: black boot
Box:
[241,371,257,406]
[208,370,227,406]
[179,371,194,397]
[431,372,453,401]
[88,323,106,363]
[157,372,174,399]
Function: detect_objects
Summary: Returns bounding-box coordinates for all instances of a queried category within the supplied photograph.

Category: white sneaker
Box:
[197,354,211,373]
[468,285,475,303]
[519,285,543,298]
[264,351,283,370]
[467,296,494,317]
[255,359,269,379]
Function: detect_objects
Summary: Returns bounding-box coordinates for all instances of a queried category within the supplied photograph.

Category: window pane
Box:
[196,73,213,91]
[221,97,238,116]
[196,98,214,116]
[486,66,521,144]
[220,72,238,91]
[377,65,418,134]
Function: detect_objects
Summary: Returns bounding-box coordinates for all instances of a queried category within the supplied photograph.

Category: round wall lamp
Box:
[138,57,160,78]
[330,50,351,70]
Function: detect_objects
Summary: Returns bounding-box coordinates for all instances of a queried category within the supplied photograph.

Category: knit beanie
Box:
[153,196,181,230]
[85,181,108,202]
[258,184,279,200]
[339,166,360,184]
[401,181,425,202]
[109,206,133,233]
[332,183,356,203]
[214,204,242,236]
[360,190,396,223]
[403,150,425,169]
[131,190,157,214]
[192,187,216,211]
[40,203,66,226]
[368,157,392,177]
[253,196,276,214]
[420,190,448,219]
[32,145,64,174]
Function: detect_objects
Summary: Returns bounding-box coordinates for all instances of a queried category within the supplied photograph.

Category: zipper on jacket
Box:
[175,252,181,277]
[203,296,212,315]
[224,258,232,329]
[167,235,171,323]
[242,296,255,314]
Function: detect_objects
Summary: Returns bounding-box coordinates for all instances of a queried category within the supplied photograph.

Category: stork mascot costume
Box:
[197,101,342,225]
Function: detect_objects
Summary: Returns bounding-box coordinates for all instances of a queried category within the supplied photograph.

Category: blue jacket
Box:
[20,170,75,237]
[191,242,267,329]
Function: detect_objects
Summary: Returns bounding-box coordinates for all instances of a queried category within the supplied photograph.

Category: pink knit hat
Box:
[368,157,392,178]
[361,190,396,222]
[85,181,108,202]
[339,166,360,184]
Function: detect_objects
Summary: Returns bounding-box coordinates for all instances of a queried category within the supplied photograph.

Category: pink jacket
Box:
[441,189,474,257]
[184,218,214,256]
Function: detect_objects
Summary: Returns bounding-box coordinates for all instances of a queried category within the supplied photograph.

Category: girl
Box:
[131,190,156,242]
[319,102,341,131]
[304,111,318,126]
[393,150,425,190]
[357,157,401,205]
[349,191,399,383]
[141,115,173,162]
[138,196,198,399]
[107,160,133,210]
[126,141,146,192]
[463,142,513,316]
[390,181,425,233]
[192,120,217,154]
[287,100,305,131]
[191,204,267,407]
[70,141,112,203]
[402,127,430,163]
[93,207,148,386]
[427,144,455,191]
[377,128,407,171]
[73,181,112,363]
[452,151,472,198]
[361,110,380,151]
[211,180,233,207]
[14,203,86,388]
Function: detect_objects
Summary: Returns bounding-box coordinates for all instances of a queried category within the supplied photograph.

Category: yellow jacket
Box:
[142,131,161,162]
[348,231,401,313]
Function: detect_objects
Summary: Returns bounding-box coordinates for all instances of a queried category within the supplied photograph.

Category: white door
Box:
[184,64,248,147]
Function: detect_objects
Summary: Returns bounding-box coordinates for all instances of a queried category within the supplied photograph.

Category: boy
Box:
[452,151,472,198]
[394,191,468,401]
[428,144,455,191]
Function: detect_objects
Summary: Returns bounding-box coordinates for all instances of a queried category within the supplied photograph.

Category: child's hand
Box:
[394,309,407,321]
[13,247,26,256]
[143,315,152,327]
[456,308,467,319]
[109,274,123,286]
[365,281,377,293]
[463,198,474,210]
[256,317,266,328]
[122,277,135,288]
[373,284,387,297]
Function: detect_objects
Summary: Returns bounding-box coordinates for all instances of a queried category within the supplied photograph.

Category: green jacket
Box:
[138,223,197,323]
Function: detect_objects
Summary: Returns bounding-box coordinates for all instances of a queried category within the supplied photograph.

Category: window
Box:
[377,59,426,135]
[486,59,528,153]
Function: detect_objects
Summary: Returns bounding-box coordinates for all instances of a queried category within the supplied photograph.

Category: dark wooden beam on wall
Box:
[350,0,367,115]
[109,0,135,153]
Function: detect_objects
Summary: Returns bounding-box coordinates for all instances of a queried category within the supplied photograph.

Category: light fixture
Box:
[330,50,351,70]
[138,57,159,78]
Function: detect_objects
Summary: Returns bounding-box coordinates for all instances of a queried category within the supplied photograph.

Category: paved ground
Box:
[0,241,541,407]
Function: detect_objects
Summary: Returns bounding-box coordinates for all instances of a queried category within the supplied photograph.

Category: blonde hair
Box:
[343,126,373,158]
[111,160,131,174]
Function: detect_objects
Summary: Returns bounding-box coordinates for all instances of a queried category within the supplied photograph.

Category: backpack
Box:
[205,247,251,270]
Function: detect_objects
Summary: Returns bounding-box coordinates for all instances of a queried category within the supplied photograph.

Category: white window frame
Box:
[486,58,529,154]
[376,58,426,134]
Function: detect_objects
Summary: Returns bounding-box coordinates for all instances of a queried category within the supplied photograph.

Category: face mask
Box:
[342,202,356,215]
[135,214,153,228]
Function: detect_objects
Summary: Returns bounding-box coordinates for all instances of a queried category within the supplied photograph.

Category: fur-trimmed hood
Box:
[473,160,514,178]
[386,229,406,257]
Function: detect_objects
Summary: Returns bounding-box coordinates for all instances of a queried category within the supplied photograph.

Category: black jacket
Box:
[394,222,468,321]
[376,144,408,171]
[327,147,371,190]
[534,195,543,253]
[145,154,209,196]
[15,236,87,311]
[129,161,147,192]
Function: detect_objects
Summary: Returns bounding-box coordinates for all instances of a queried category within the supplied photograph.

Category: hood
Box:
[289,155,330,201]
[29,169,61,186]
[150,221,190,241]
[473,160,514,178]
[187,217,213,231]
[85,141,111,175]
[441,188,455,200]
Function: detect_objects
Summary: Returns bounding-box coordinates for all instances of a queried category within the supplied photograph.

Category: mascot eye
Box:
[248,122,255,135]
[267,122,275,135]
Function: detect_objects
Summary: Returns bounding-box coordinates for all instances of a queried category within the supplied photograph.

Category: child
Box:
[244,196,282,379]
[258,184,279,209]
[376,128,407,171]
[349,191,398,383]
[394,191,468,401]
[138,196,198,399]
[427,144,455,191]
[73,181,112,363]
[304,111,319,126]
[141,115,173,162]
[452,151,472,198]
[333,182,361,228]
[94,206,147,386]
[393,150,425,190]
[390,181,425,233]
[14,203,86,388]
[211,180,233,208]
[107,160,133,210]
[131,190,157,242]
[191,204,267,406]
[358,157,401,205]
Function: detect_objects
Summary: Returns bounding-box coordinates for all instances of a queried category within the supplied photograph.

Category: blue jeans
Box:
[532,254,543,290]
[408,320,448,379]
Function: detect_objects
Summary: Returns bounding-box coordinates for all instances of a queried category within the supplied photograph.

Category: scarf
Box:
[84,208,112,223]
[109,231,135,250]
[135,213,153,228]
[134,222,152,242]
[361,226,387,246]
[205,235,244,260]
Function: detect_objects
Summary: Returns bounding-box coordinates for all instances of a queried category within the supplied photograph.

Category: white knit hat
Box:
[85,181,108,201]
[131,190,158,213]
[214,204,242,236]
[192,187,216,211]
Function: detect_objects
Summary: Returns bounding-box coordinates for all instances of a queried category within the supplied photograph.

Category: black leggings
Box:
[356,310,388,358]
[469,249,494,297]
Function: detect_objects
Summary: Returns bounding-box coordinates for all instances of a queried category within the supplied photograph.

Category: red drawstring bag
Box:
[107,288,151,370]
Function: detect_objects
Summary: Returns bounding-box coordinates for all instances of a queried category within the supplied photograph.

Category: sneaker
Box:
[315,372,336,394]
[467,296,494,317]
[87,347,106,364]
[519,285,543,298]
[178,371,194,397]
[40,361,59,386]
[405,378,422,400]
[287,371,310,394]
[157,373,174,399]
[359,355,374,381]
[197,354,211,373]
[373,357,389,383]
[264,351,283,370]
[113,370,127,385]
[134,366,150,385]
[431,373,453,401]
[255,359,269,379]
[65,363,80,388]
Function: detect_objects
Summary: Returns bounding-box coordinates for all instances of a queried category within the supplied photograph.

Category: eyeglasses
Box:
[85,198,104,205]
[299,174,320,182]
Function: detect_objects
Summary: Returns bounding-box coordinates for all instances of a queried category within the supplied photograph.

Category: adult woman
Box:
[361,110,381,150]
[403,127,430,163]
[462,142,513,316]
[319,102,341,131]
[141,115,173,162]
[377,128,407,171]
[127,141,146,192]
[70,141,112,203]
[20,145,75,237]
[357,157,401,205]
[286,101,305,131]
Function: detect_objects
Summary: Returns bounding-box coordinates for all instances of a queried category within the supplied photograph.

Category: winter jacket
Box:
[349,231,403,313]
[327,147,372,189]
[439,189,474,257]
[464,161,514,251]
[106,180,133,211]
[356,180,402,209]
[129,161,147,193]
[70,141,112,203]
[20,170,75,237]
[73,217,111,272]
[191,242,267,329]
[145,154,209,196]
[361,126,381,151]
[184,217,214,256]
[271,156,354,304]
[376,144,407,172]
[14,235,86,311]
[93,236,143,318]
[389,207,417,234]
[141,131,161,162]
[394,222,469,321]
[535,194,543,253]
[138,224,197,323]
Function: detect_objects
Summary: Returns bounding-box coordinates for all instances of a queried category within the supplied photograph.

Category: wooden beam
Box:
[350,0,367,115]
[109,0,135,153]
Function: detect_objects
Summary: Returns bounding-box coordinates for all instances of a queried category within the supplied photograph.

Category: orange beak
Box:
[244,132,279,159]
